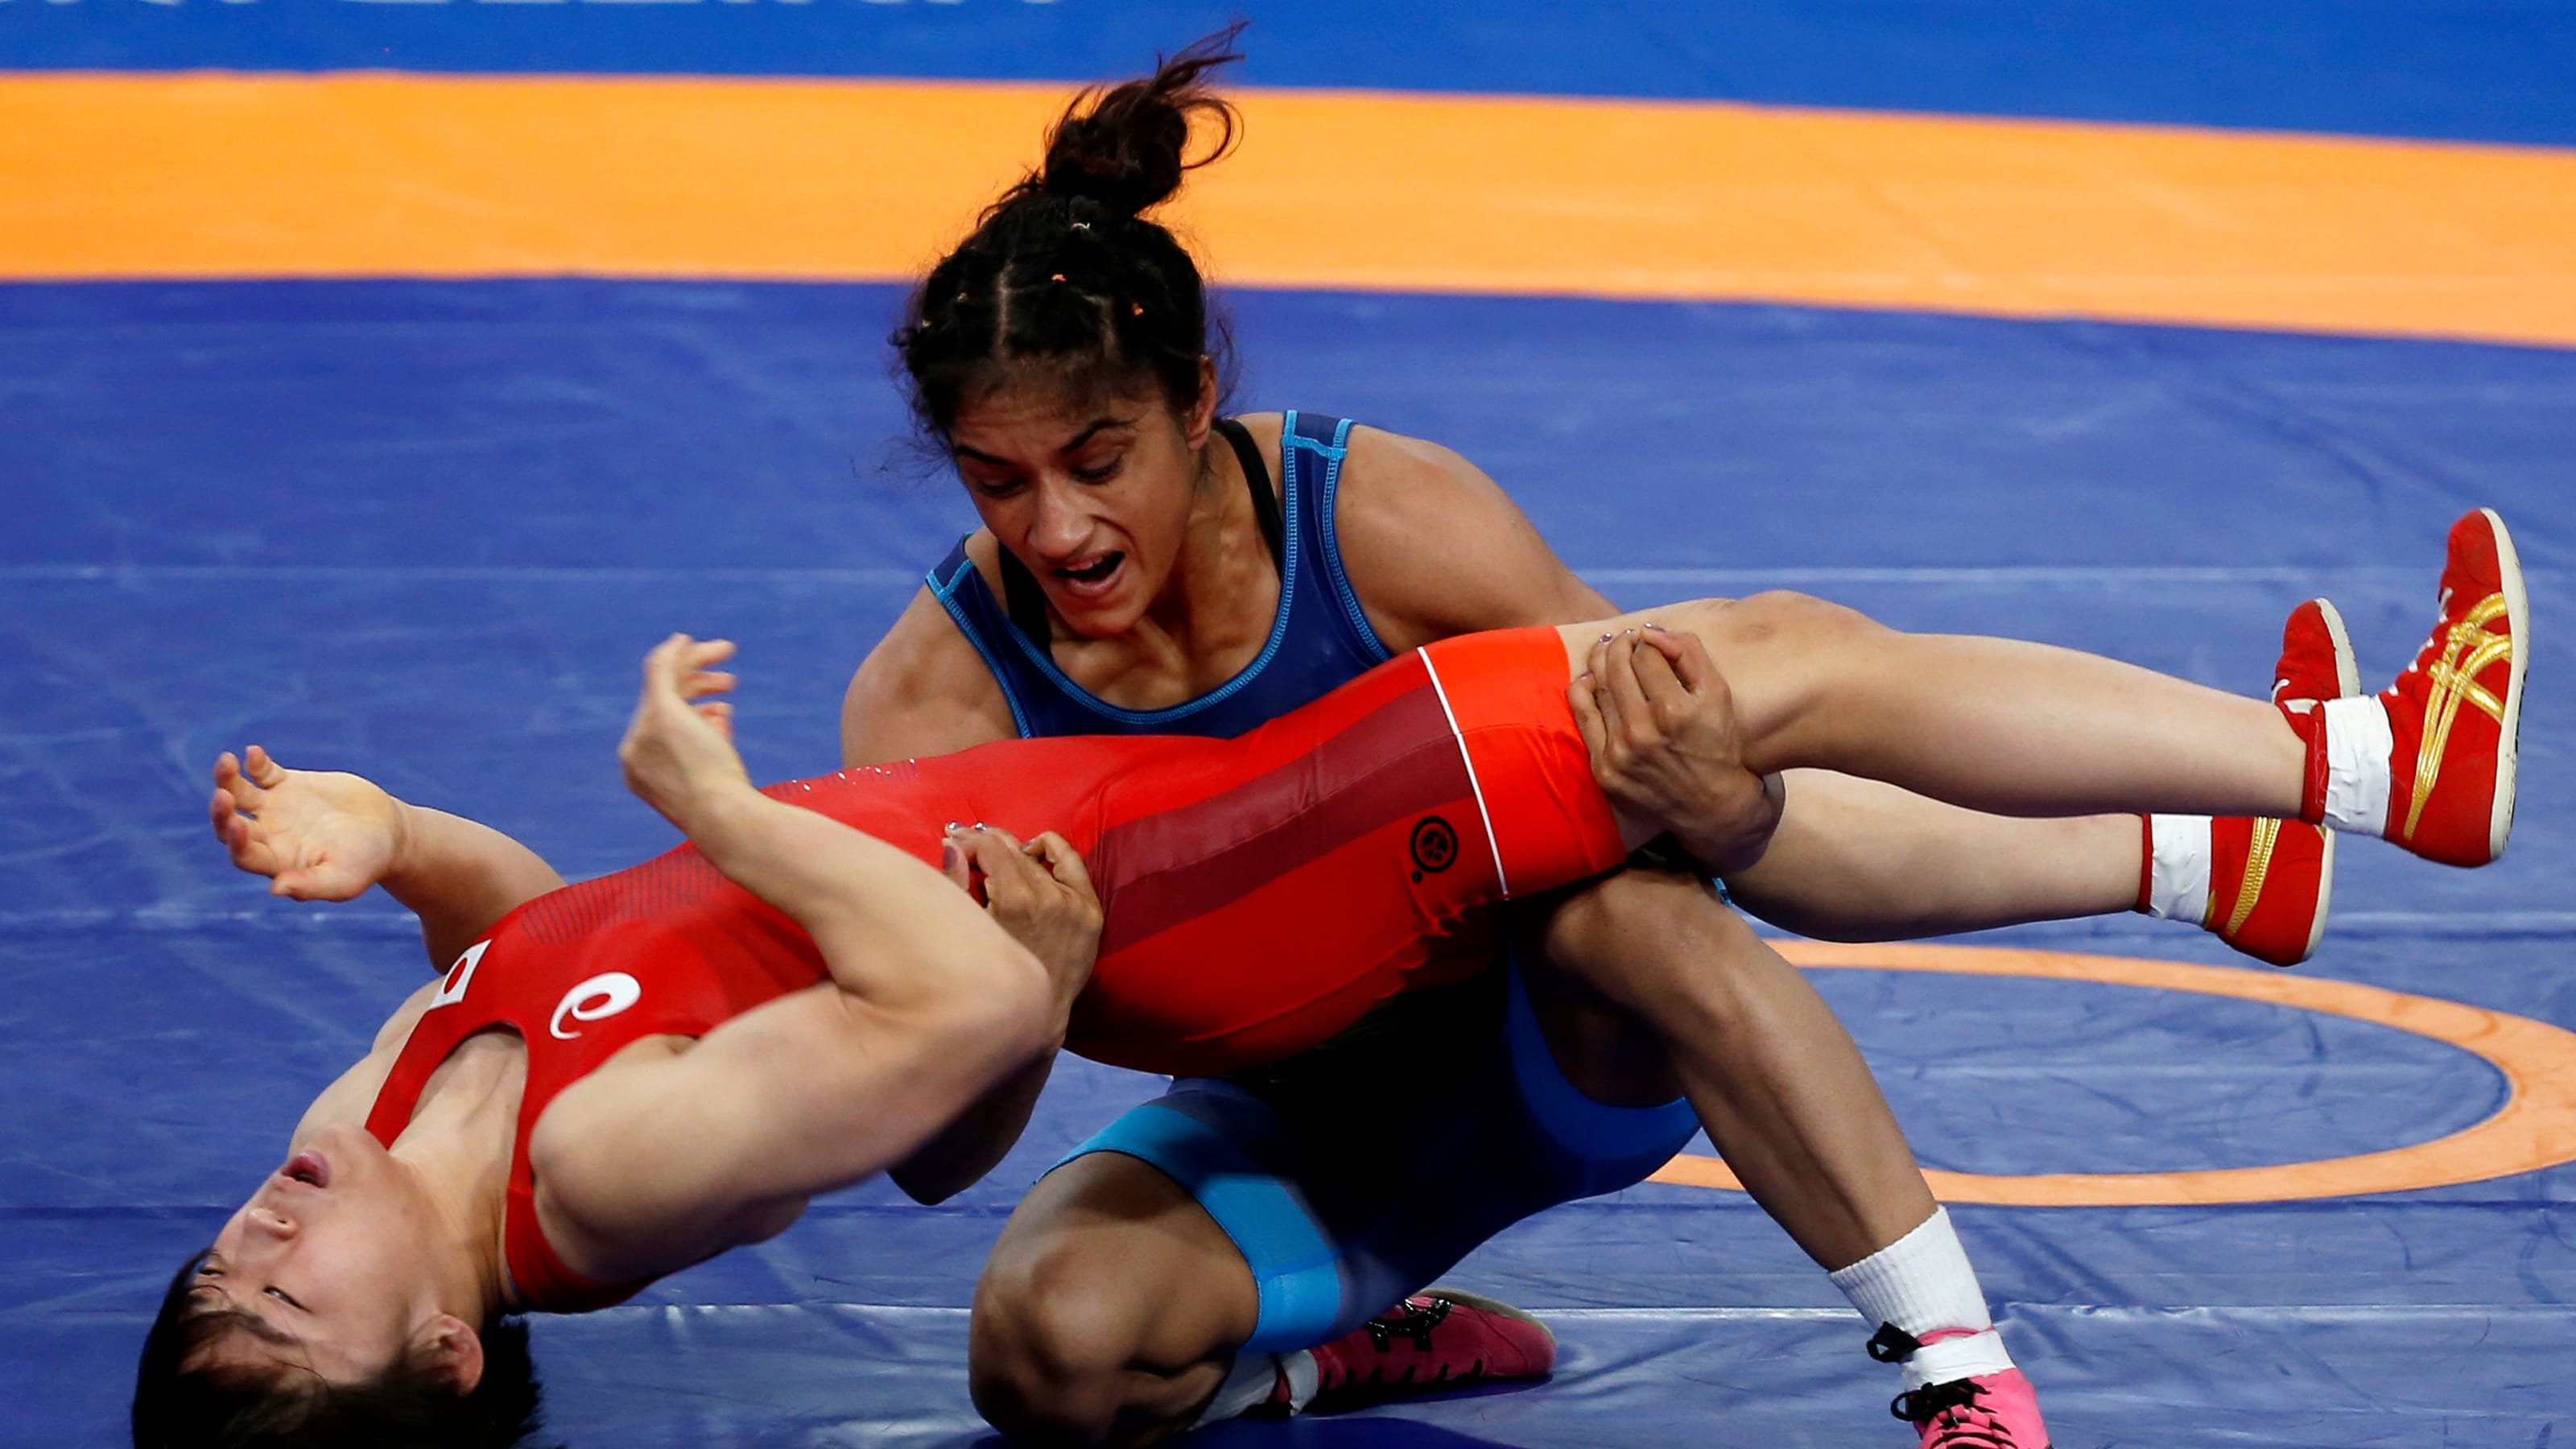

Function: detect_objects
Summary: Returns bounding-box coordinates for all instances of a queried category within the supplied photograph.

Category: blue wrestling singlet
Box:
[926,411,1699,1352]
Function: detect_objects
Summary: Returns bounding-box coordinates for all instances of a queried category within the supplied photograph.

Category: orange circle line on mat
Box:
[1647,942,2576,1207]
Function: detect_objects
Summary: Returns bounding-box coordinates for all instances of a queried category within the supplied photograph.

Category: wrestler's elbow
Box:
[939,942,1055,1056]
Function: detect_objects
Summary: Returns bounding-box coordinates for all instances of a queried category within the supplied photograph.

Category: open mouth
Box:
[1054,551,1125,596]
[282,1151,330,1189]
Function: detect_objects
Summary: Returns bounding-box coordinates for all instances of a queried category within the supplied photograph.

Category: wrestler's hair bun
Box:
[1027,25,1244,218]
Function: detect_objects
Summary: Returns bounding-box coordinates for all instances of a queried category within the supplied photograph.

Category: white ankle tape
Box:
[1905,1329,2017,1391]
[2322,696,2393,836]
[2143,815,2213,923]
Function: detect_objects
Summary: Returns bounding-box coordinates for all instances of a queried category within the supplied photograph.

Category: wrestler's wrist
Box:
[1671,772,1783,877]
[677,776,769,848]
[377,795,426,894]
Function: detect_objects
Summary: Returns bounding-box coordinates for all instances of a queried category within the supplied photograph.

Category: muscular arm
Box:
[843,586,1067,1197]
[539,733,1055,1274]
[211,746,566,971]
[889,1054,1055,1205]
[382,805,568,968]
[842,586,1022,766]
[1335,430,1780,863]
[1330,426,1619,649]
[544,974,1046,1278]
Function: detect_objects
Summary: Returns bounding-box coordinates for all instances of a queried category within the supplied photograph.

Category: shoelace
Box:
[1890,1378,2018,1449]
[1360,1296,1453,1352]
[1337,1298,1476,1389]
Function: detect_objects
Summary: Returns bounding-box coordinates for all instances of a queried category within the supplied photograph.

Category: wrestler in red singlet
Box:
[357,628,1622,1311]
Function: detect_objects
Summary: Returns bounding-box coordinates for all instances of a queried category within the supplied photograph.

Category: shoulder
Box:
[1327,423,1614,649]
[842,579,1020,767]
[1230,411,1287,462]
[371,978,441,1054]
[289,980,441,1141]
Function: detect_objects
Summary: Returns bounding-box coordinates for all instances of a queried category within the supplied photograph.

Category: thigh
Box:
[1516,943,1682,1107]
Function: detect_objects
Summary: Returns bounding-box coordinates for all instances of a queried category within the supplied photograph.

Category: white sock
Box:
[2321,695,2394,836]
[1189,1349,1317,1428]
[2140,815,2213,924]
[1278,1348,1319,1411]
[1827,1208,2016,1389]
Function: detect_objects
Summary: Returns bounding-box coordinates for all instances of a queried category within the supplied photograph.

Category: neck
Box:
[1139,434,1266,649]
[391,1038,522,1319]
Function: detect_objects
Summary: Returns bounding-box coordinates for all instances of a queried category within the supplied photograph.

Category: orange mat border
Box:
[6,73,2574,348]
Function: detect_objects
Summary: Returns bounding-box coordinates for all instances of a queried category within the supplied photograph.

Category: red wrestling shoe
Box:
[1300,1290,1555,1410]
[2199,814,2334,967]
[2208,598,2357,967]
[2380,509,2528,867]
[2139,599,2353,966]
[2273,595,2363,709]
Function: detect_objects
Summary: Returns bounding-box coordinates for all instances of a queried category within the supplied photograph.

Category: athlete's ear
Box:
[1183,357,1219,450]
[412,1313,487,1394]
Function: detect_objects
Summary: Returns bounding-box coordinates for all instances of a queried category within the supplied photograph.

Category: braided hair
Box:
[894,28,1244,441]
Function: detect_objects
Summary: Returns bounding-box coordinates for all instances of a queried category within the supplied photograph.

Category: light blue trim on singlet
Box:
[971,431,1311,729]
[1287,411,1396,667]
[1054,1084,1347,1352]
[926,555,1033,738]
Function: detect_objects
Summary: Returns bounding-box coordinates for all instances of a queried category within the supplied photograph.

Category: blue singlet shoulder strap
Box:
[1281,410,1393,667]
[924,540,1035,738]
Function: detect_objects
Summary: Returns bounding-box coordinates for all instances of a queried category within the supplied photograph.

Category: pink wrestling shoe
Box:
[1876,1327,2052,1448]
[2377,509,2527,866]
[2187,598,2357,967]
[1893,1367,2052,1449]
[1298,1289,1556,1410]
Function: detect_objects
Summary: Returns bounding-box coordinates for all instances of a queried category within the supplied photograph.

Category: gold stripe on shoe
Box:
[2405,594,2513,841]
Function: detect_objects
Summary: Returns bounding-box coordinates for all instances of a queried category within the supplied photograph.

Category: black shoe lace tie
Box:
[1890,1377,2017,1448]
[1362,1296,1452,1353]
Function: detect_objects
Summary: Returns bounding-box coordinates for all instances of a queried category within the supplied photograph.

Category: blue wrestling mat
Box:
[6,5,2573,1446]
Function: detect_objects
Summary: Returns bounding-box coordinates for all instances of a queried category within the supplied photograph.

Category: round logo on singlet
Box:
[1410,815,1458,881]
[550,972,642,1040]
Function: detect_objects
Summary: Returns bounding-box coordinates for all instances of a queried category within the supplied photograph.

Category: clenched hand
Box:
[1568,625,1784,878]
[943,824,1101,1020]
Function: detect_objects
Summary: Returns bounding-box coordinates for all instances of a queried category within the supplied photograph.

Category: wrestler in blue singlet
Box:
[927,411,1699,1351]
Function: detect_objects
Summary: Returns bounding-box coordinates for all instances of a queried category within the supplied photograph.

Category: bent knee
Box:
[1716,589,1885,652]
[1538,866,1732,990]
[969,1240,1155,1442]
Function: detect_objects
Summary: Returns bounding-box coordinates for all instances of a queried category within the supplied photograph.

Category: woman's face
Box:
[947,371,1215,641]
[184,1121,446,1385]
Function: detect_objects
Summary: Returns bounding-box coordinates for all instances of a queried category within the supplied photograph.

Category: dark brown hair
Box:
[132,1251,548,1449]
[893,27,1246,440]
